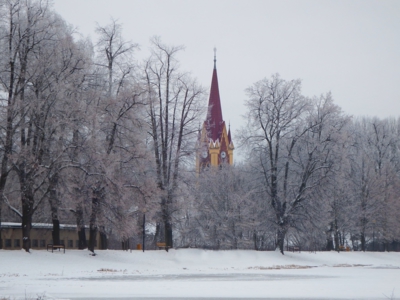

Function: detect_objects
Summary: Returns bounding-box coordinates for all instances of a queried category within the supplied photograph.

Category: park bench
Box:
[156,242,170,251]
[47,244,65,253]
[288,246,301,253]
[339,245,350,251]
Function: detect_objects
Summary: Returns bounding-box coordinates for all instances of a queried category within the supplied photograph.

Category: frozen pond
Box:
[1,249,399,299]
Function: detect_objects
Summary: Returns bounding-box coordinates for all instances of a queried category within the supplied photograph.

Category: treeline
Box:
[184,77,400,253]
[0,0,399,254]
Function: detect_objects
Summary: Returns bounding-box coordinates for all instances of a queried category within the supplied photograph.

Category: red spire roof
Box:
[206,54,224,142]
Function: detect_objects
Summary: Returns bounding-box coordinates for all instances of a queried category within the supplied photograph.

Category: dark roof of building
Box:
[1,222,79,230]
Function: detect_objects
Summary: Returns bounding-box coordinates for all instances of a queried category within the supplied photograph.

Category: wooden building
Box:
[1,222,103,250]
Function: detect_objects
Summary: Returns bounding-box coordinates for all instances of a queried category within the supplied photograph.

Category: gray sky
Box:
[53,0,400,136]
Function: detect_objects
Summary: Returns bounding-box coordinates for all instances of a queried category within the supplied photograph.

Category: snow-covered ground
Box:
[1,249,399,299]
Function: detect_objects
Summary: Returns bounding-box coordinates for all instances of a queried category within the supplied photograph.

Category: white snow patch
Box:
[0,249,399,299]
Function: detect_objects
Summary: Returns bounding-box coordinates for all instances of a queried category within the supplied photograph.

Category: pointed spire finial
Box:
[228,121,232,144]
[214,47,217,69]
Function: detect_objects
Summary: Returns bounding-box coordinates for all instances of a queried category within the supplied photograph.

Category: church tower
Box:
[197,49,234,172]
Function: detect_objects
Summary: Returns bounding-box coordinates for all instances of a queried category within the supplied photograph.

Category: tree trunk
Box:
[121,238,129,251]
[75,204,87,250]
[326,236,334,251]
[20,176,34,252]
[325,223,333,251]
[88,195,99,253]
[360,231,366,252]
[0,208,2,249]
[154,222,160,246]
[49,176,60,245]
[88,225,97,253]
[334,220,340,252]
[253,231,258,251]
[20,172,35,253]
[164,221,172,252]
[100,228,108,250]
[276,226,288,255]
[22,200,33,251]
[161,196,172,251]
[52,219,60,246]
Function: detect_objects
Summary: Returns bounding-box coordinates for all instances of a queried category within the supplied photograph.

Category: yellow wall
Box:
[1,226,101,250]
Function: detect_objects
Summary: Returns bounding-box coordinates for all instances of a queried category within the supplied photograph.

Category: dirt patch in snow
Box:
[97,268,128,273]
[332,264,371,268]
[249,264,316,270]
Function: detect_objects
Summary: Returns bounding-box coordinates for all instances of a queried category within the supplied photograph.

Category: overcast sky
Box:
[53,0,400,136]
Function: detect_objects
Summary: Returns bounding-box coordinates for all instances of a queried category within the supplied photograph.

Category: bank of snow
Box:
[1,249,400,299]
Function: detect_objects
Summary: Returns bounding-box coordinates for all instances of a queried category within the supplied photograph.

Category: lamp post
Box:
[372,219,375,252]
[142,211,146,252]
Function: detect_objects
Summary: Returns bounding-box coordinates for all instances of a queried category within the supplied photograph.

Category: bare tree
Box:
[144,37,205,249]
[0,0,95,251]
[0,0,57,251]
[240,74,348,254]
[0,0,21,249]
[73,19,154,253]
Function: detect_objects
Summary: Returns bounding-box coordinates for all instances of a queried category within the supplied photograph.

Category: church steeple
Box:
[207,48,224,142]
[197,50,234,172]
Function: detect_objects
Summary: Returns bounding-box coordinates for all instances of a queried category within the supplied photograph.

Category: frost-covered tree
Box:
[0,0,88,251]
[240,74,348,254]
[71,19,156,253]
[143,37,206,249]
[186,164,256,249]
[347,117,400,251]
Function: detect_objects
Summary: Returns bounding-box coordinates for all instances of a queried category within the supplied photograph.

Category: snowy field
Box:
[1,249,400,300]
